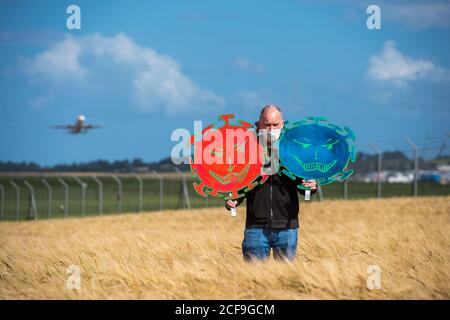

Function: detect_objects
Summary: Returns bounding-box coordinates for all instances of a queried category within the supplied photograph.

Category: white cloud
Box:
[366,41,447,86]
[384,2,450,29]
[27,36,86,80]
[230,90,275,111]
[230,87,307,115]
[231,57,265,75]
[314,0,450,29]
[24,32,224,114]
[26,92,54,110]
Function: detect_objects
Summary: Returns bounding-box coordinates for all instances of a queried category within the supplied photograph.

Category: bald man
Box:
[225,105,317,262]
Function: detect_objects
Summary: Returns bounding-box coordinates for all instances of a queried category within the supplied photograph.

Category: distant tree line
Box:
[0,152,448,175]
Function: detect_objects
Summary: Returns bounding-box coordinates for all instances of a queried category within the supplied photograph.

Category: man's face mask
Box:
[269,129,281,141]
[258,128,281,144]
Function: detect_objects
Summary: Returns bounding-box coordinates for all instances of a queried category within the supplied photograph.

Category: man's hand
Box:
[225,199,238,210]
[302,179,317,190]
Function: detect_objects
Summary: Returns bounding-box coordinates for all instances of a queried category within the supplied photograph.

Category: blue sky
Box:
[1,0,449,166]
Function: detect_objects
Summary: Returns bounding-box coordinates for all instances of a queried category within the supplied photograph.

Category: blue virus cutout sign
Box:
[278,117,356,189]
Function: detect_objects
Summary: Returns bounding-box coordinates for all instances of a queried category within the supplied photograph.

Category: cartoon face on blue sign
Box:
[278,117,356,189]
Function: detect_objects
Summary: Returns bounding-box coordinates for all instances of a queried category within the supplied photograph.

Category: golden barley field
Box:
[0,196,449,300]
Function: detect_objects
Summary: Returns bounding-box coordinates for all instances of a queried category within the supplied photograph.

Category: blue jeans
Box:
[242,227,298,262]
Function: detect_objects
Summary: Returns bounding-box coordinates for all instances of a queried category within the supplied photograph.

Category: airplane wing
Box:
[49,125,74,129]
[83,124,102,129]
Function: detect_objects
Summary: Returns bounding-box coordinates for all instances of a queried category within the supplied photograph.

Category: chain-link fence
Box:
[1,131,450,221]
[0,168,449,221]
[0,172,225,221]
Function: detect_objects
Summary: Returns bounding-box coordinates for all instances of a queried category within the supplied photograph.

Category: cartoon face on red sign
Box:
[190,114,268,200]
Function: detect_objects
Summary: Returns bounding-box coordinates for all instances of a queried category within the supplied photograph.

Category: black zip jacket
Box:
[227,172,316,229]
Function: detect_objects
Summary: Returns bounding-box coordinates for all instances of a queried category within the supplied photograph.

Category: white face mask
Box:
[259,129,281,144]
[269,129,281,141]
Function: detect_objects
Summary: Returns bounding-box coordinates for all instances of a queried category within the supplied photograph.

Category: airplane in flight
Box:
[49,114,102,134]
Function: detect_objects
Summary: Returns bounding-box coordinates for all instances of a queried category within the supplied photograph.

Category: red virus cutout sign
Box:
[190,114,268,200]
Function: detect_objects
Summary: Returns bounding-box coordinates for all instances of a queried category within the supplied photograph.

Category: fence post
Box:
[92,176,103,215]
[10,180,20,220]
[174,167,191,210]
[317,184,323,202]
[405,137,419,197]
[134,174,143,213]
[152,170,164,211]
[23,180,38,220]
[41,179,52,218]
[343,179,348,200]
[0,184,4,220]
[112,175,122,213]
[57,177,69,217]
[73,177,87,217]
[369,143,382,198]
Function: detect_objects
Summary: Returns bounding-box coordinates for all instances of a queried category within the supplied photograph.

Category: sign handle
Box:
[229,193,237,217]
[304,189,311,201]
